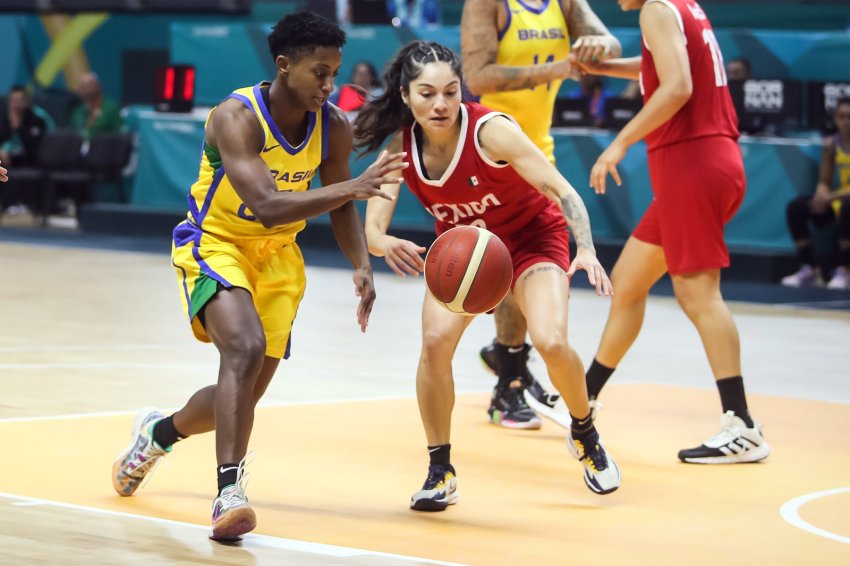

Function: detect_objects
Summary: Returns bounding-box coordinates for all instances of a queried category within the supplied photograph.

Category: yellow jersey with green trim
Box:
[185,81,328,240]
[479,0,569,162]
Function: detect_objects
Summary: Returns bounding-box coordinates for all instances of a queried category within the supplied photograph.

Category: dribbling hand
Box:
[350,150,408,201]
[379,236,426,277]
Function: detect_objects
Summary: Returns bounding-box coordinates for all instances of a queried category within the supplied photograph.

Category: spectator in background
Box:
[570,74,613,127]
[387,0,440,27]
[726,57,752,81]
[781,98,850,290]
[330,61,382,118]
[0,86,49,214]
[71,72,123,138]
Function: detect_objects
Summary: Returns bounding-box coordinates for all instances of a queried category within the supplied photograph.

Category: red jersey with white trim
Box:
[401,102,564,240]
[639,0,738,152]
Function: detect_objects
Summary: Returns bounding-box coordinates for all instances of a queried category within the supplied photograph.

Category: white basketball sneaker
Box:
[678,411,770,464]
[781,264,819,288]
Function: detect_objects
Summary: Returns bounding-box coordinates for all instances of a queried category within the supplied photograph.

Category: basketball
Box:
[424,226,513,315]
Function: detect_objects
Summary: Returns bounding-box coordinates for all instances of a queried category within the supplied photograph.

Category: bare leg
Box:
[594,237,668,367]
[512,263,588,416]
[416,291,473,446]
[173,288,267,465]
[671,269,741,380]
[172,356,281,437]
[493,292,527,346]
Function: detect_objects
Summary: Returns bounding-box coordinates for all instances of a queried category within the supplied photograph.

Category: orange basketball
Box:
[424,226,513,315]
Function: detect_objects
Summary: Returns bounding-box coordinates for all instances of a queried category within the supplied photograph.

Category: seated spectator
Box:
[782,98,850,290]
[569,74,613,127]
[0,85,49,214]
[726,57,752,81]
[331,61,382,118]
[71,72,123,138]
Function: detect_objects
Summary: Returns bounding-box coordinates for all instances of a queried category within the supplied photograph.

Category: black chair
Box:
[3,130,84,227]
[47,132,135,222]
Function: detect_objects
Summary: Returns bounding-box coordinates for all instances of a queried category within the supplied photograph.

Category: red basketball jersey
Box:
[639,0,739,151]
[401,102,564,240]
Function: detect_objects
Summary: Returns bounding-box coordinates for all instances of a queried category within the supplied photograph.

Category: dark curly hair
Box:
[353,41,462,154]
[267,9,346,62]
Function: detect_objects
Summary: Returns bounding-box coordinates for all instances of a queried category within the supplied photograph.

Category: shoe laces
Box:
[573,431,608,472]
[501,386,529,411]
[127,429,167,480]
[422,465,452,490]
[219,450,255,507]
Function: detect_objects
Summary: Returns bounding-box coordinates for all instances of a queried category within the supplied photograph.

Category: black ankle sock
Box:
[217,463,240,494]
[716,376,753,427]
[494,342,526,389]
[797,244,815,267]
[586,359,615,400]
[152,415,186,450]
[570,412,596,439]
[428,444,451,468]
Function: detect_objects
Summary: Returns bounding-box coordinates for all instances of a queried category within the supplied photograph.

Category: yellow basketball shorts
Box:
[171,220,306,359]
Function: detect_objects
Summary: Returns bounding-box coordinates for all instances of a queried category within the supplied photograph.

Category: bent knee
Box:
[531,336,571,361]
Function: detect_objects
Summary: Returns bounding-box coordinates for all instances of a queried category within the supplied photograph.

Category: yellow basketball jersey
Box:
[186,82,327,240]
[833,135,850,215]
[479,0,569,162]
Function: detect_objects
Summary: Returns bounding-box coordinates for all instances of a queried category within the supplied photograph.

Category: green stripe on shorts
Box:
[189,274,220,320]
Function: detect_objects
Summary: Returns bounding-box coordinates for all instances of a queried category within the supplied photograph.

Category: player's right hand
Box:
[0,161,8,183]
[350,150,408,201]
[378,235,426,277]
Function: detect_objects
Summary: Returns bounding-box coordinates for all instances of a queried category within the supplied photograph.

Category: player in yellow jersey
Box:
[461,0,620,429]
[782,98,850,291]
[110,10,406,541]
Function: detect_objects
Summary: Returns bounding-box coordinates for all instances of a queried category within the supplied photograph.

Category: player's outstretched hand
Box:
[352,266,377,333]
[0,161,8,183]
[567,248,613,296]
[378,235,426,277]
[350,150,408,201]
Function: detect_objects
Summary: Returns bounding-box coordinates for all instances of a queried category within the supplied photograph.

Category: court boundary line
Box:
[0,492,467,565]
[779,486,850,545]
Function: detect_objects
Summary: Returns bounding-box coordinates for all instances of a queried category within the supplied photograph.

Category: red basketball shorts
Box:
[506,207,571,289]
[633,135,745,275]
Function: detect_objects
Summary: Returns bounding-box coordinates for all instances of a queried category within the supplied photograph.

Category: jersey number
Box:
[532,54,556,91]
[702,29,727,87]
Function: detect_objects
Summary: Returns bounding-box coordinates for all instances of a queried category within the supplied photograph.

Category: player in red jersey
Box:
[571,0,770,464]
[354,41,620,510]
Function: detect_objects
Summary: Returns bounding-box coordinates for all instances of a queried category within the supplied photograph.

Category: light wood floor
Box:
[0,241,848,565]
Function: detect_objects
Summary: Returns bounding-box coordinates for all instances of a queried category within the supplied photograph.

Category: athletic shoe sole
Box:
[411,491,459,512]
[488,410,542,430]
[679,442,770,464]
[584,458,620,495]
[210,505,257,541]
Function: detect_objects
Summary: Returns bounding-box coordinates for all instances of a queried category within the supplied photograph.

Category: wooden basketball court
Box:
[1,241,848,565]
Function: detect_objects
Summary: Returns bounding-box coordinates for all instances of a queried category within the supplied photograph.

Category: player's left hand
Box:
[590,141,626,195]
[567,248,613,296]
[352,266,377,332]
[572,36,614,63]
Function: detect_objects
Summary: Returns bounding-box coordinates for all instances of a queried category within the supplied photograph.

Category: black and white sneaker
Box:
[568,430,621,495]
[480,341,568,428]
[410,465,458,511]
[488,386,542,429]
[678,411,770,464]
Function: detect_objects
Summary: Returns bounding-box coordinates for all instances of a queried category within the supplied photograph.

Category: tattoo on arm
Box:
[542,182,595,250]
[568,0,622,56]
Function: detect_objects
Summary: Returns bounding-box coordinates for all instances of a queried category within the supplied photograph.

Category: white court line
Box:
[0,344,178,353]
[0,362,218,370]
[0,492,466,565]
[779,486,850,545]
